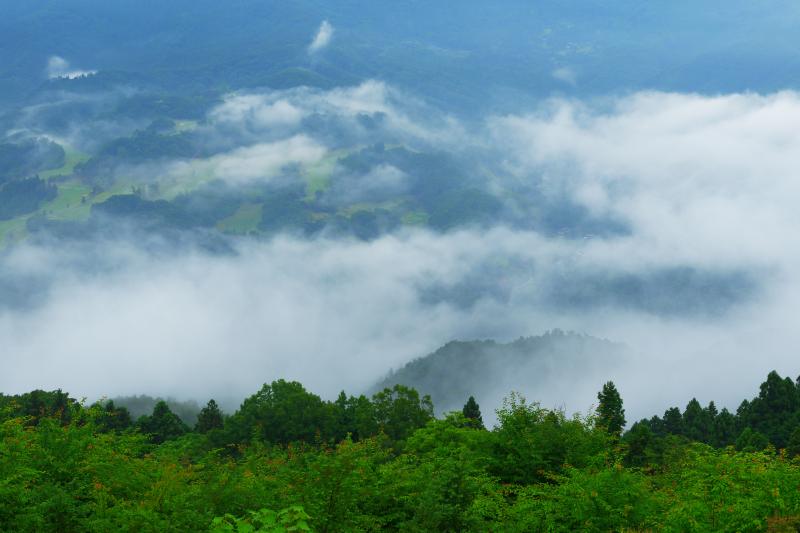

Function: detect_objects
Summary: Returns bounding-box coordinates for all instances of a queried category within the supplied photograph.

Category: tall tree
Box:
[195,399,224,433]
[662,407,684,436]
[597,381,626,436]
[462,396,485,429]
[682,398,709,443]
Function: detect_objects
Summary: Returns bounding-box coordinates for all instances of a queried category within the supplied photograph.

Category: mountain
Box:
[371,330,626,415]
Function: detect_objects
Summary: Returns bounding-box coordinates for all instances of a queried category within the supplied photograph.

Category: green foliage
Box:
[5,373,800,531]
[210,506,312,533]
[490,392,608,484]
[226,380,334,446]
[735,427,770,452]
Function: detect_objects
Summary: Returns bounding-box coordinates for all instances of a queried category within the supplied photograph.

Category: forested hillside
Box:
[4,372,800,531]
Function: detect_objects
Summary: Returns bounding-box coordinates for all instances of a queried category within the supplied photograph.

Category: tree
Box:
[662,407,684,436]
[787,427,800,457]
[462,396,484,429]
[97,400,133,432]
[597,382,626,436]
[623,421,656,467]
[372,384,434,445]
[196,399,224,433]
[682,398,709,443]
[226,380,333,445]
[745,371,799,448]
[711,408,738,448]
[137,400,188,444]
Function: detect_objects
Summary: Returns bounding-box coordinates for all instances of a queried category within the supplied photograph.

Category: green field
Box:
[303,150,349,202]
[39,146,90,180]
[40,182,94,221]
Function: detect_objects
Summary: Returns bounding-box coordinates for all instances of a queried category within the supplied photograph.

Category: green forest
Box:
[4,373,800,532]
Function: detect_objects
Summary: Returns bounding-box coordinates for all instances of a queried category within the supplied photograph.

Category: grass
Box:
[39,182,94,221]
[217,203,263,234]
[303,150,350,202]
[39,146,90,180]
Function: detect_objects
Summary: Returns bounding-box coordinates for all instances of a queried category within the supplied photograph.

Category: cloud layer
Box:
[4,87,800,423]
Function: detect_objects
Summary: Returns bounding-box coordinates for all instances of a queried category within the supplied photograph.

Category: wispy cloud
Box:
[308,20,334,54]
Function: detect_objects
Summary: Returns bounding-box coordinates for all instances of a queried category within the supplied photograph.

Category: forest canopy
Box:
[3,371,800,532]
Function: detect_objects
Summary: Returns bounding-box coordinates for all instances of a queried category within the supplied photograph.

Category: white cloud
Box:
[211,135,326,183]
[210,95,306,130]
[308,20,334,54]
[491,91,800,270]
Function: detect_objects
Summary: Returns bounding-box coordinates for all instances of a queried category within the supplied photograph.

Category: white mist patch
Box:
[209,135,327,183]
[46,55,97,79]
[308,20,334,54]
[210,96,306,130]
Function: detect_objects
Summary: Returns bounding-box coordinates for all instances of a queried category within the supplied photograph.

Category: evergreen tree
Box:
[747,371,798,447]
[138,401,188,444]
[195,399,224,433]
[462,396,485,429]
[622,421,655,467]
[712,408,738,448]
[597,381,626,436]
[662,407,684,436]
[683,398,709,443]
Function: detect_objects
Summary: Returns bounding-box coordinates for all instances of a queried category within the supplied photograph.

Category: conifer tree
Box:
[462,396,485,429]
[195,399,224,433]
[597,381,626,436]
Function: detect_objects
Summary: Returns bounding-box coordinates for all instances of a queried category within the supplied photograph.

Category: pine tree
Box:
[597,381,626,436]
[682,398,708,443]
[663,407,684,436]
[195,399,224,433]
[462,396,485,429]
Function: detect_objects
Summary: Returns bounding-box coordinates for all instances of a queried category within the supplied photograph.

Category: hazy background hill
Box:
[373,330,625,416]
